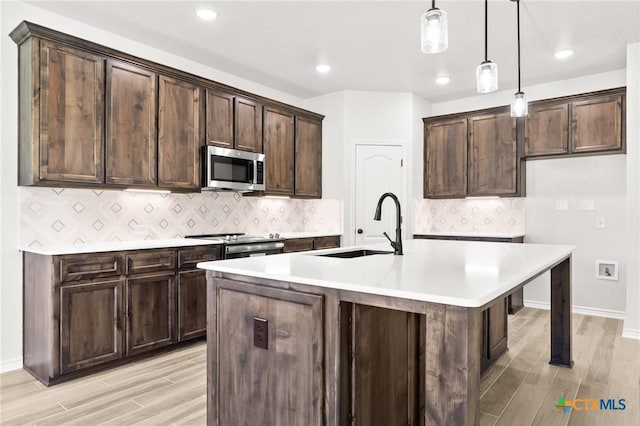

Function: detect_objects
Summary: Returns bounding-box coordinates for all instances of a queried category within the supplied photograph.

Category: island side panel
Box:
[550,256,573,367]
[324,290,341,426]
[424,303,482,426]
[206,271,219,426]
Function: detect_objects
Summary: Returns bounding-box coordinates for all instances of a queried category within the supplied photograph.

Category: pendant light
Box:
[421,0,448,54]
[476,0,498,93]
[510,0,528,117]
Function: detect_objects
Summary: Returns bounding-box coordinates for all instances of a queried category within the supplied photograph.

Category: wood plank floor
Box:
[0,308,638,425]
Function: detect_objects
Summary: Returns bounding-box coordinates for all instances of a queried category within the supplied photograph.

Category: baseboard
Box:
[523,299,626,320]
[622,328,640,340]
[0,357,23,374]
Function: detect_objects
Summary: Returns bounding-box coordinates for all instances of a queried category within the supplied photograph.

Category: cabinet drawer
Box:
[125,250,176,275]
[178,245,222,269]
[283,238,314,253]
[313,236,340,250]
[59,254,122,283]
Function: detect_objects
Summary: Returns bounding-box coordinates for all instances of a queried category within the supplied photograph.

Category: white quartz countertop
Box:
[414,231,525,239]
[198,239,574,307]
[20,238,222,255]
[19,233,342,255]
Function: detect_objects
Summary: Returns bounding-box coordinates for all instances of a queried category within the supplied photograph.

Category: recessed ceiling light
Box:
[554,49,573,60]
[196,8,217,21]
[315,64,331,73]
[435,76,450,85]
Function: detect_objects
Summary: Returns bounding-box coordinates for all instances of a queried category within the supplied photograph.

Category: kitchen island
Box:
[199,239,574,426]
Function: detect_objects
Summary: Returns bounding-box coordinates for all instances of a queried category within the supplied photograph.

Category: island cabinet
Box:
[215,281,324,425]
[423,107,524,199]
[524,87,625,158]
[204,239,574,425]
[22,243,220,386]
[283,235,341,253]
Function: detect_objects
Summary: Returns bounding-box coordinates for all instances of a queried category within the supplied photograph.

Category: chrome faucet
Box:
[373,192,403,255]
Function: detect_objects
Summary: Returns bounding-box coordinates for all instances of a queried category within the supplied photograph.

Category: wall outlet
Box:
[134,224,149,235]
[595,217,606,229]
[581,199,595,211]
[555,200,569,211]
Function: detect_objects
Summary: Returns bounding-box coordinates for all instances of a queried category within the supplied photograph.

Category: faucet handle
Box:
[382,232,394,244]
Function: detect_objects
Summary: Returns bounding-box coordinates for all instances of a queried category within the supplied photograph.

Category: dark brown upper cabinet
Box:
[11,21,323,193]
[571,92,624,153]
[158,76,203,190]
[206,89,235,149]
[525,103,569,157]
[263,106,295,195]
[18,39,105,186]
[294,115,323,198]
[525,87,625,158]
[424,117,467,198]
[468,111,518,196]
[235,96,263,153]
[105,60,158,187]
[423,108,523,199]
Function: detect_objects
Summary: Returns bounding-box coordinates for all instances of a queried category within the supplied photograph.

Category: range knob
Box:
[274,233,280,239]
[232,235,238,241]
[269,233,274,239]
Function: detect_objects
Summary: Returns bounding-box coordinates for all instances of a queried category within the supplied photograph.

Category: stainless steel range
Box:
[186,233,285,259]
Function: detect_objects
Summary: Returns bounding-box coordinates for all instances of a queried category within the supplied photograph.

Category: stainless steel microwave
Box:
[202,146,265,192]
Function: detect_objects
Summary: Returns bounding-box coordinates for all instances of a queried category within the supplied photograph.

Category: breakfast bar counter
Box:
[198,239,574,425]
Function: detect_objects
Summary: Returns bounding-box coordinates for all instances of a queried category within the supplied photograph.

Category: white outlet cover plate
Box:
[596,217,606,229]
[555,200,569,211]
[581,199,595,211]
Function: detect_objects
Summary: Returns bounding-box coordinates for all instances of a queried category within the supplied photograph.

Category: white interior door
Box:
[354,144,403,245]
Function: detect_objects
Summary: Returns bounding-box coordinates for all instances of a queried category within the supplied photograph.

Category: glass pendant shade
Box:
[476,61,498,93]
[511,92,528,117]
[421,8,448,53]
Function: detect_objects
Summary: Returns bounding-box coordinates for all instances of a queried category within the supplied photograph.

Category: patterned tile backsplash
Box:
[413,198,526,234]
[20,187,342,249]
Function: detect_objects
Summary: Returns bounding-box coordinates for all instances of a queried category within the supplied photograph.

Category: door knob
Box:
[357,229,363,234]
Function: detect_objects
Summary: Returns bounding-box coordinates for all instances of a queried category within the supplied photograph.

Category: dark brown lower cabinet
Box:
[59,279,124,374]
[482,298,508,373]
[283,235,341,253]
[216,282,324,426]
[178,269,207,341]
[125,272,176,356]
[342,304,420,426]
[23,244,219,386]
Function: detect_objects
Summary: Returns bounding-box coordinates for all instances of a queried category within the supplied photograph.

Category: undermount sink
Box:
[316,249,394,259]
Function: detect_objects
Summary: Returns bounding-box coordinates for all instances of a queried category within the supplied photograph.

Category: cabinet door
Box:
[264,107,295,195]
[295,115,322,198]
[283,238,314,253]
[158,76,202,190]
[525,102,569,157]
[424,118,467,197]
[39,41,104,184]
[125,272,176,355]
[178,269,207,341]
[482,297,508,373]
[60,279,123,373]
[313,236,340,250]
[571,94,624,153]
[106,60,157,186]
[468,112,518,196]
[206,89,234,148]
[234,96,263,152]
[218,284,323,425]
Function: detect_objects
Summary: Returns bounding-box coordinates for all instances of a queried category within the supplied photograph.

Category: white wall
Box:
[306,91,431,247]
[0,1,309,372]
[624,43,640,338]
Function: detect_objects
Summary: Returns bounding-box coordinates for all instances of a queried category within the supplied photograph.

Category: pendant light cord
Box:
[432,0,436,9]
[517,0,521,92]
[484,0,488,62]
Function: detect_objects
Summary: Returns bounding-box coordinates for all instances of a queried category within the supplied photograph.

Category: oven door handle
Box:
[225,242,284,255]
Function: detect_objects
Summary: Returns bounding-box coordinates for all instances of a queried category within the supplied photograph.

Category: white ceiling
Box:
[27,1,640,102]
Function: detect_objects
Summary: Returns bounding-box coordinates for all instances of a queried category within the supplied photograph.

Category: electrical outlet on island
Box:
[134,224,149,236]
